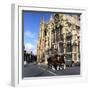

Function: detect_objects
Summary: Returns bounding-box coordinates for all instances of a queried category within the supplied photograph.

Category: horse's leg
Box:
[53,64,56,71]
[55,65,57,70]
[58,65,60,70]
[63,64,66,69]
[59,65,61,70]
[52,65,55,71]
[57,63,60,70]
[59,64,62,70]
[60,67,62,70]
[57,65,59,70]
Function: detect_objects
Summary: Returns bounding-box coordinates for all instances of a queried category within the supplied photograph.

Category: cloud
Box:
[24,31,38,55]
[24,31,36,39]
[34,39,38,44]
[25,43,33,51]
[25,43,37,55]
[33,49,37,55]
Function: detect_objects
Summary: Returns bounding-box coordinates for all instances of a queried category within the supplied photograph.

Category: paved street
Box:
[24,63,80,77]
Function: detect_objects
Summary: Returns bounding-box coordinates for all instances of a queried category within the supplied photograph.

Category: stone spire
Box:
[41,16,45,24]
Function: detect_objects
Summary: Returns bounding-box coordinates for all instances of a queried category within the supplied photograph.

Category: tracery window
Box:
[66,43,72,52]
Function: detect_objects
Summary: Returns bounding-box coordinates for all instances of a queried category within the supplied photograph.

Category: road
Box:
[23,63,80,77]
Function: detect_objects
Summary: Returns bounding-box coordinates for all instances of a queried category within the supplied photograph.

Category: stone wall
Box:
[37,13,80,64]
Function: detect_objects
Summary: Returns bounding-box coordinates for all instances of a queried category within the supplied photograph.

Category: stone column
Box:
[45,54,48,64]
[71,25,76,63]
[49,29,52,49]
[72,53,75,62]
[63,33,66,61]
[55,29,56,44]
[58,43,60,54]
[71,35,75,62]
[76,38,79,62]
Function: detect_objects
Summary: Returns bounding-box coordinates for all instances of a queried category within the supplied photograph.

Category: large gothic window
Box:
[59,43,64,53]
[51,29,55,43]
[44,29,47,36]
[66,43,72,52]
[66,54,72,60]
[60,34,63,41]
[56,28,60,42]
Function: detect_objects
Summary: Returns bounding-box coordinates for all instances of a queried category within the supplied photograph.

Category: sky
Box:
[23,11,53,55]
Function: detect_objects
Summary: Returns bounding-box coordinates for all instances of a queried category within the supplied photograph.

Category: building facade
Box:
[37,13,80,65]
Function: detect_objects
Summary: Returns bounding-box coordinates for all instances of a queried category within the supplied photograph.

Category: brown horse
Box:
[56,55,66,70]
[47,54,66,70]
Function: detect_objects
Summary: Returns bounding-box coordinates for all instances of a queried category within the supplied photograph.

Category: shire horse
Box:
[47,54,66,71]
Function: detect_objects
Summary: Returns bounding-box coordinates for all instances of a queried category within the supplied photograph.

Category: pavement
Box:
[23,63,80,77]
